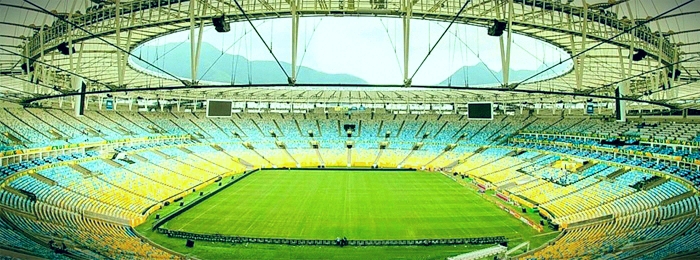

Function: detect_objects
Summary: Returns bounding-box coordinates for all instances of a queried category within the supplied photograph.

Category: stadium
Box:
[0,0,699,259]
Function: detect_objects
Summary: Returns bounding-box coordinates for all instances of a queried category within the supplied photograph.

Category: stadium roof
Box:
[0,0,699,109]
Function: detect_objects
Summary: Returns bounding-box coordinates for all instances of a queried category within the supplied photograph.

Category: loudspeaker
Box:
[212,15,230,32]
[487,19,507,37]
[632,49,647,61]
[199,191,203,196]
[668,69,682,80]
[540,220,545,226]
[57,42,75,55]
[522,208,527,213]
[21,62,34,73]
[185,239,195,247]
[212,16,225,27]
[179,202,184,206]
[155,214,160,219]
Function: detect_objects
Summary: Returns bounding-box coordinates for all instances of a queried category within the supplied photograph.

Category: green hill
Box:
[131,42,367,84]
[132,42,567,86]
[439,62,564,87]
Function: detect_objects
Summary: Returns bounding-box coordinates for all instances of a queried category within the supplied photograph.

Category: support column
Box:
[290,0,299,85]
[615,82,628,122]
[669,49,680,99]
[551,103,555,114]
[115,0,123,87]
[68,0,78,74]
[75,41,85,75]
[402,0,412,87]
[655,22,667,98]
[190,0,197,84]
[118,12,136,88]
[576,0,588,90]
[37,15,49,94]
[73,75,85,116]
[616,16,634,122]
[565,11,581,94]
[499,0,514,86]
[194,3,207,85]
[23,44,31,93]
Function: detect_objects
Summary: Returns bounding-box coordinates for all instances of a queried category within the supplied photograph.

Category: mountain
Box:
[132,42,566,86]
[131,42,367,85]
[438,62,565,87]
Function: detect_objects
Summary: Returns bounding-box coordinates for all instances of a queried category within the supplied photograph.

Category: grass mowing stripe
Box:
[165,170,538,241]
[174,175,258,231]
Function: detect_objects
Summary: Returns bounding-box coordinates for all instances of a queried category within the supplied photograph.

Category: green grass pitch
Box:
[164,170,537,242]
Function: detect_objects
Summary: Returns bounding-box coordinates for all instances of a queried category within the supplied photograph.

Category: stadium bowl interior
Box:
[0,0,699,259]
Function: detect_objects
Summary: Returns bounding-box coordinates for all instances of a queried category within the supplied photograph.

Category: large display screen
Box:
[207,100,233,117]
[467,102,493,120]
[586,103,594,115]
[105,99,114,110]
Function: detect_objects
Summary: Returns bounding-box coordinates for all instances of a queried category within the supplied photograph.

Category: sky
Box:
[139,17,572,85]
